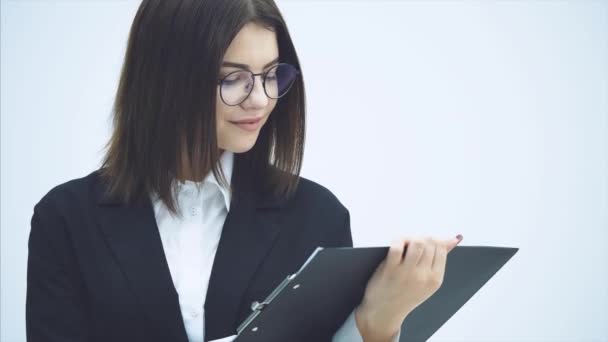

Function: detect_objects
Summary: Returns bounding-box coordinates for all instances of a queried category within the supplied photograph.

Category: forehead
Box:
[222,22,279,70]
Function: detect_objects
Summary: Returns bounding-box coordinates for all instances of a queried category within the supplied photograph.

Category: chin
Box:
[222,139,258,154]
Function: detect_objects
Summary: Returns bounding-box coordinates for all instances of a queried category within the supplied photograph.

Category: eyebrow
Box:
[221,57,280,70]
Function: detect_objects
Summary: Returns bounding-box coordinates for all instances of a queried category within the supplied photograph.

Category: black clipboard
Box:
[234,245,518,342]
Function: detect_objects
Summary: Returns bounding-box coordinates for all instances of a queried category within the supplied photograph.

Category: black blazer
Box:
[26,162,354,342]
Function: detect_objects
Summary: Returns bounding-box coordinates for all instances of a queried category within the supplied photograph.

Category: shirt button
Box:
[190,207,197,216]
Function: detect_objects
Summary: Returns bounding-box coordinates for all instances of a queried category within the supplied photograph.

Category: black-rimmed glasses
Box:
[217,62,299,106]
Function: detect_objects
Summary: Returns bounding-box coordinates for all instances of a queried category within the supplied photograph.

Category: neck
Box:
[176,149,225,182]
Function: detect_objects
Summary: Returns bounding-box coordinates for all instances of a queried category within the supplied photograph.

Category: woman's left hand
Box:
[354,234,463,342]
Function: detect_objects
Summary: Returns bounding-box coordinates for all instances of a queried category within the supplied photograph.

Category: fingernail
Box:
[456,234,463,241]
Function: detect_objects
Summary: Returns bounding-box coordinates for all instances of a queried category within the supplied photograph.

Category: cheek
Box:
[215,104,232,141]
[215,109,230,139]
[215,99,278,136]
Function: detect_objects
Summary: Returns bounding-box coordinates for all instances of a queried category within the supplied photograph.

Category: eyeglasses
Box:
[217,62,300,106]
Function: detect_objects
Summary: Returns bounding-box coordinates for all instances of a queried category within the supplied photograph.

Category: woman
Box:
[26,0,462,341]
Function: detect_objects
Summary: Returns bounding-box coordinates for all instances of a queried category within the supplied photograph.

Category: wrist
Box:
[355,303,405,342]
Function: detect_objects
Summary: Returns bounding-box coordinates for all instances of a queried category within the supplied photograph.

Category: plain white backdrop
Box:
[2,0,607,341]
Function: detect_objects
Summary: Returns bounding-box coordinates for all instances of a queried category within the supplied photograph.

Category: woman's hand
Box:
[355,234,464,342]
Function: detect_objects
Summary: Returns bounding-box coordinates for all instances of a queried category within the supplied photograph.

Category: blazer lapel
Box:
[203,159,285,341]
[92,155,287,342]
[94,180,189,342]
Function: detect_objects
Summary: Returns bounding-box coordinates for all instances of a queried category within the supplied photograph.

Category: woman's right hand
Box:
[355,234,463,341]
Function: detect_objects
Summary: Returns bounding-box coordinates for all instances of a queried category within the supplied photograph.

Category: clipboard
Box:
[234,245,518,342]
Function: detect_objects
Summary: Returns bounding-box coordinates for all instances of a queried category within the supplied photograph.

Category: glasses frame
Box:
[216,62,300,106]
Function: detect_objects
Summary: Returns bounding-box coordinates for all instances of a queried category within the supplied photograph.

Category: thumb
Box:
[446,234,463,253]
[386,239,407,268]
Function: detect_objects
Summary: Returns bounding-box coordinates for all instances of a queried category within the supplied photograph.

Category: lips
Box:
[228,116,263,132]
[229,117,262,124]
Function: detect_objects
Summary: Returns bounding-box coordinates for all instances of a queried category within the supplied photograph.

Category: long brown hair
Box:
[98,0,305,217]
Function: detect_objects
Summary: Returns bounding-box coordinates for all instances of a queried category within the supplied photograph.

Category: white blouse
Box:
[149,151,400,342]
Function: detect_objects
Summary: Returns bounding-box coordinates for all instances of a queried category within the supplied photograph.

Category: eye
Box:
[223,79,238,86]
[221,71,250,86]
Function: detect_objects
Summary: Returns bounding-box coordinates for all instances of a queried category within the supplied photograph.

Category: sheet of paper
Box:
[209,335,237,342]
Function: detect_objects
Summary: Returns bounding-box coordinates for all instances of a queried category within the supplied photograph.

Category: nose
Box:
[243,75,269,108]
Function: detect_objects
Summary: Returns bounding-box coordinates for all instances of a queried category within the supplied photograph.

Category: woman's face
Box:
[216,22,279,153]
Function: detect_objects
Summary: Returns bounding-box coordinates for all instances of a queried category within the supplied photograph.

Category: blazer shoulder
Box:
[292,176,348,215]
[29,170,101,257]
[293,176,353,248]
[34,169,100,214]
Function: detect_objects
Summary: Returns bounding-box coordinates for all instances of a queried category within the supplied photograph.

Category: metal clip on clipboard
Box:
[236,247,325,335]
[236,273,296,334]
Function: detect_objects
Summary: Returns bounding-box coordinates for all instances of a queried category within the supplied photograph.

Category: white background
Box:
[2,0,607,341]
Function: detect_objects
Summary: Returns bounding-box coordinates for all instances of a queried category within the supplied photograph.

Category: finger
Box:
[402,238,424,271]
[386,239,406,268]
[417,237,436,269]
[446,234,463,253]
[432,243,448,274]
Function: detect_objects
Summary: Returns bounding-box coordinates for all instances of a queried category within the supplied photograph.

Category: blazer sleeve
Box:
[26,198,89,341]
[332,309,402,342]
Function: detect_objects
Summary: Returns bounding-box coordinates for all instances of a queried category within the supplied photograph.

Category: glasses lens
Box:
[221,71,253,105]
[264,63,298,99]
